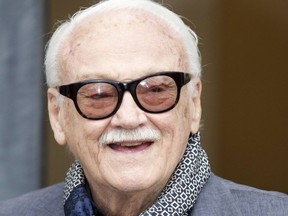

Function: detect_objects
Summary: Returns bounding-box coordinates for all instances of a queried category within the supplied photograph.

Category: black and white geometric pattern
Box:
[63,161,85,203]
[63,132,211,215]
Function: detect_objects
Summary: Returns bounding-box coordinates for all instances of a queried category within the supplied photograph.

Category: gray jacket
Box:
[0,173,287,215]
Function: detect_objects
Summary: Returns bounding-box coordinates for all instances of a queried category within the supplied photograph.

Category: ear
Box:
[47,88,67,145]
[190,79,202,134]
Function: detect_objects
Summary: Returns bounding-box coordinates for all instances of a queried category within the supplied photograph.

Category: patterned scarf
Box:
[63,132,211,215]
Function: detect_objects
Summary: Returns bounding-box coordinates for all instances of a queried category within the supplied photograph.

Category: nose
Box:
[110,92,147,129]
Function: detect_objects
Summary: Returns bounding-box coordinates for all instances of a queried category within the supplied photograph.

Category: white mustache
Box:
[98,127,161,146]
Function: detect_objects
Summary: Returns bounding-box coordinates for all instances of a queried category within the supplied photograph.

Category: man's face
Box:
[48,11,201,195]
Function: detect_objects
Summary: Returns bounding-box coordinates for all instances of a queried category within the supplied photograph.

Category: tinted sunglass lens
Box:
[136,75,177,112]
[77,83,118,119]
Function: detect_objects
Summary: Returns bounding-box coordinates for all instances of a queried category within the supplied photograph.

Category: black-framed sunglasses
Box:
[57,71,192,120]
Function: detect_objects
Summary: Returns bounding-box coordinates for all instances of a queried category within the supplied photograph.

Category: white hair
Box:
[44,0,202,87]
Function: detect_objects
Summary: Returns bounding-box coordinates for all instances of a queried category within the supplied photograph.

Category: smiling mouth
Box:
[108,141,153,153]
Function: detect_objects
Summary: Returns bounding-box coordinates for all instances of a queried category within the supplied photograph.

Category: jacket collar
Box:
[190,173,242,216]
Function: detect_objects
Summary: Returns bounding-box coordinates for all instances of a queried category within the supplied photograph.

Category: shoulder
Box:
[191,173,288,216]
[221,176,288,215]
[0,183,65,216]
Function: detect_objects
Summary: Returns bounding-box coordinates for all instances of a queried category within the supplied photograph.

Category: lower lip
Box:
[108,142,153,153]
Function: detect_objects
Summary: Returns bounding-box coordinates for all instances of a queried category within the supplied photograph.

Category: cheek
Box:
[178,89,195,125]
[60,101,110,156]
[147,97,193,136]
[174,99,193,129]
[183,100,193,120]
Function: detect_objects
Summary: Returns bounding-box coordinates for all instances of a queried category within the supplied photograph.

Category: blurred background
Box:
[0,0,287,200]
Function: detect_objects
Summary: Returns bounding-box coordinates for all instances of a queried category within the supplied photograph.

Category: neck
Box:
[89,183,163,216]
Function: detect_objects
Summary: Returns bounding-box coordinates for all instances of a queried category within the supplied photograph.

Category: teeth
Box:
[110,141,151,147]
[118,142,143,147]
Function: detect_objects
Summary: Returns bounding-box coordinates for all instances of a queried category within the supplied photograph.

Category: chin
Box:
[108,171,161,193]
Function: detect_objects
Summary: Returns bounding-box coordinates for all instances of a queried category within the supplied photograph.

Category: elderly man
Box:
[1,0,288,215]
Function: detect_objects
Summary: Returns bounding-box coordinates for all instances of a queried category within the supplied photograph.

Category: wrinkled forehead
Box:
[58,9,186,82]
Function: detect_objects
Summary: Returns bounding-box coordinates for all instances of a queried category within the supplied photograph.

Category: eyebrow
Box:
[75,73,110,81]
[75,70,172,83]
